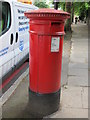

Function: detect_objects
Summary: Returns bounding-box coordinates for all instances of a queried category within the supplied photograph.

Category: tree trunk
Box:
[65,2,72,32]
[72,3,74,23]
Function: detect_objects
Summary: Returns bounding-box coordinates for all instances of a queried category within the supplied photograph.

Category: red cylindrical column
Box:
[25,9,70,117]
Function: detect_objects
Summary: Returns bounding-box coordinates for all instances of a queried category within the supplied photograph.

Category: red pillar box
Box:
[25,9,70,116]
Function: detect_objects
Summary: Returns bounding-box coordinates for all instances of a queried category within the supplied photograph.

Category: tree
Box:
[73,2,90,20]
[72,3,74,23]
[65,2,72,32]
[58,2,65,11]
[58,2,90,31]
[34,1,49,8]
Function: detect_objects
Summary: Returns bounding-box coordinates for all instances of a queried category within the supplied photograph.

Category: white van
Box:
[0,0,38,85]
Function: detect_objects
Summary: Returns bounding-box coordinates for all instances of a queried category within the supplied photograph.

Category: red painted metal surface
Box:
[25,9,70,94]
[25,8,70,20]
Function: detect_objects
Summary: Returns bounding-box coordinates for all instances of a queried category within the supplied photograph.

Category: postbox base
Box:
[28,89,61,117]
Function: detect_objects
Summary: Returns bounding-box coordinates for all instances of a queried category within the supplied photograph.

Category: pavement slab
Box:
[82,87,88,109]
[70,57,88,63]
[61,86,83,109]
[68,76,88,87]
[2,77,30,118]
[69,63,88,69]
[68,68,88,77]
[46,108,88,118]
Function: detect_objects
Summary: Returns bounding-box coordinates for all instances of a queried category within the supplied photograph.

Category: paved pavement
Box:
[1,22,88,118]
[45,23,88,118]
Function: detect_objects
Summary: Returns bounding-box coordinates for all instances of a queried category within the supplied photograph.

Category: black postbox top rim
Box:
[24,8,70,20]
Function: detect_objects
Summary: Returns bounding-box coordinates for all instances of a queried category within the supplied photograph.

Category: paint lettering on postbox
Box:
[51,37,60,52]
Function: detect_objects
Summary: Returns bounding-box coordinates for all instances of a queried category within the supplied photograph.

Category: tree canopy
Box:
[58,2,90,18]
[34,1,49,8]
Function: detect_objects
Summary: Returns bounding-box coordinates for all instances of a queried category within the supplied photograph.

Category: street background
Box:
[0,0,89,119]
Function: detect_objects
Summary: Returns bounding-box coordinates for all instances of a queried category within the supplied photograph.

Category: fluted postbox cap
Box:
[24,8,70,21]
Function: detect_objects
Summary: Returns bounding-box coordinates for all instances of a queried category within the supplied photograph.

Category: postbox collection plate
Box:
[51,37,60,52]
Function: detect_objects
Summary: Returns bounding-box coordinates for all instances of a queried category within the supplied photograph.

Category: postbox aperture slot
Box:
[51,22,61,26]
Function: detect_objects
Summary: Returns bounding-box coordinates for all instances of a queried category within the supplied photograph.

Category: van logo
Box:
[19,40,24,51]
[0,47,9,57]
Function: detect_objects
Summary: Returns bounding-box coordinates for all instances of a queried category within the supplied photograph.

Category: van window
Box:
[0,2,11,36]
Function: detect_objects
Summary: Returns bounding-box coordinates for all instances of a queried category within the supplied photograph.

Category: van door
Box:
[13,3,30,66]
[0,1,14,80]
